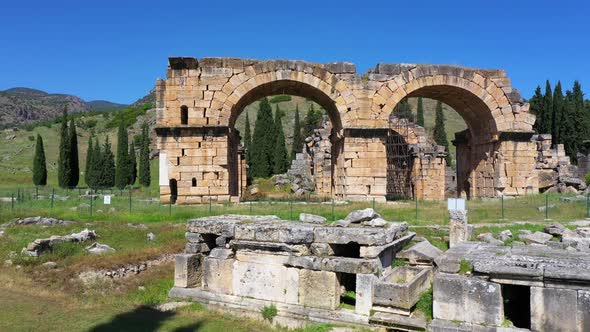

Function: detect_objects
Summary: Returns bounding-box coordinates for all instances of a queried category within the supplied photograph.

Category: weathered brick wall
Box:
[342,134,388,201]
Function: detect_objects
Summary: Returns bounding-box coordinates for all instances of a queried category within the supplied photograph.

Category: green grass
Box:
[261,304,278,322]
[415,287,433,321]
[459,259,472,274]
[339,290,356,310]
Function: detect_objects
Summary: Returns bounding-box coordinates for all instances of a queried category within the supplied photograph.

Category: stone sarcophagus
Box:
[169,210,437,329]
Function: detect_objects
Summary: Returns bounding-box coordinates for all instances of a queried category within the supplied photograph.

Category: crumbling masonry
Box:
[155,57,538,203]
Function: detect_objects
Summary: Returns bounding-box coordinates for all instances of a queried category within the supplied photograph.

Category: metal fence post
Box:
[129,188,132,213]
[36,186,39,200]
[289,198,293,220]
[545,193,549,220]
[372,197,376,210]
[11,192,14,212]
[169,199,172,216]
[89,194,93,217]
[501,194,505,220]
[51,188,55,209]
[331,199,335,221]
[415,198,419,222]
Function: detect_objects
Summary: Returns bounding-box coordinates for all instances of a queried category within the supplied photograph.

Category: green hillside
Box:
[0,105,157,191]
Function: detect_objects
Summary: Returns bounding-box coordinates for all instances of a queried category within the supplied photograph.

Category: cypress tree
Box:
[85,136,94,188]
[552,81,564,144]
[115,123,130,189]
[393,98,413,121]
[90,137,102,189]
[291,105,303,160]
[244,112,252,164]
[57,106,71,188]
[273,108,290,174]
[68,119,79,187]
[139,122,151,187]
[561,90,577,159]
[540,80,553,135]
[32,134,47,186]
[433,101,451,166]
[416,97,425,126]
[572,81,588,145]
[100,136,115,188]
[250,97,274,178]
[129,142,137,186]
[303,103,322,138]
[529,86,544,133]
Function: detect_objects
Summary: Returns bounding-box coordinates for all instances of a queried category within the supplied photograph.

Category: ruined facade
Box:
[155,57,536,203]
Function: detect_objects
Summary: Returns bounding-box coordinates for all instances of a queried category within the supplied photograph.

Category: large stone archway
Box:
[155,57,537,203]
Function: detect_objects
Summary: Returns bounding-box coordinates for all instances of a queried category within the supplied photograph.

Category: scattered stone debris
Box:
[299,213,326,224]
[22,229,97,257]
[41,261,57,269]
[0,230,4,237]
[127,223,148,230]
[397,240,443,265]
[498,229,513,242]
[476,232,504,245]
[537,204,556,212]
[3,216,74,227]
[147,232,156,241]
[519,231,553,245]
[85,242,116,255]
[544,222,566,236]
[560,195,586,202]
[155,301,192,312]
[344,208,381,223]
[78,254,173,283]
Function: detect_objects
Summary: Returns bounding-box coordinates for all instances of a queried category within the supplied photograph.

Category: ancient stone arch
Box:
[155,57,537,204]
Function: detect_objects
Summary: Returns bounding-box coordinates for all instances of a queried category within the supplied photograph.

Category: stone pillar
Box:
[174,254,202,288]
[449,210,471,248]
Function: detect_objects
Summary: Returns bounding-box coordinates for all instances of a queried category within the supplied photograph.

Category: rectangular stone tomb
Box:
[169,214,423,329]
[373,266,431,311]
[431,241,590,332]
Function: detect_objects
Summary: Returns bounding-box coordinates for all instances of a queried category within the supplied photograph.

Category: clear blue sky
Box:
[1,0,588,104]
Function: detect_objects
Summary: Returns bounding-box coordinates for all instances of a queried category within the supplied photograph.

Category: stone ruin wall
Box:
[155,57,538,203]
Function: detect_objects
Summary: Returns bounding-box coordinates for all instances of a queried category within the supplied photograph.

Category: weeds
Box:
[261,304,278,321]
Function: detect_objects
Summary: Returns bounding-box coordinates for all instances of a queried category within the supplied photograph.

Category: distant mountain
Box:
[131,88,156,108]
[0,87,90,127]
[87,100,128,111]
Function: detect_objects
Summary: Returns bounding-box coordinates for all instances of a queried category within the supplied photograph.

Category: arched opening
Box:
[389,84,500,199]
[191,178,197,187]
[169,179,178,204]
[180,105,188,125]
[228,80,345,199]
[386,126,414,200]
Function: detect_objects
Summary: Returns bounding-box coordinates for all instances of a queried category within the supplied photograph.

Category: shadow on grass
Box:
[88,305,203,332]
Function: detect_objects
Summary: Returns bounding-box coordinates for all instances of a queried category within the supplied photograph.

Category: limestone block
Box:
[433,273,503,326]
[355,274,376,315]
[531,287,578,332]
[203,257,234,294]
[299,269,340,310]
[578,290,590,331]
[232,260,299,304]
[175,254,202,288]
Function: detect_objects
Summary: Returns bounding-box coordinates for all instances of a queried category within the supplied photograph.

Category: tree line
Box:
[243,98,323,179]
[530,80,588,161]
[32,107,151,189]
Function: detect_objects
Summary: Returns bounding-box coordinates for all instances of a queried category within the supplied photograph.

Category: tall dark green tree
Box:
[32,134,47,186]
[393,98,413,121]
[85,136,94,188]
[552,81,564,144]
[68,119,79,187]
[291,105,303,160]
[99,136,115,188]
[416,97,425,126]
[433,101,451,166]
[540,80,553,135]
[57,106,71,188]
[303,103,322,138]
[115,123,130,189]
[561,90,577,159]
[572,81,588,147]
[250,97,275,178]
[272,108,290,174]
[139,122,151,187]
[529,85,544,133]
[129,142,137,186]
[244,113,252,163]
[89,137,102,189]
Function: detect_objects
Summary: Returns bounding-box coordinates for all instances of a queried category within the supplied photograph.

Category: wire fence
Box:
[0,186,589,225]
